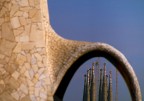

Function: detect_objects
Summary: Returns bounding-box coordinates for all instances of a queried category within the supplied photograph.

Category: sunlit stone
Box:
[31,55,37,65]
[13,27,24,36]
[30,95,36,101]
[24,71,31,79]
[0,18,4,25]
[12,71,20,80]
[40,92,47,99]
[16,54,27,65]
[0,54,5,59]
[35,88,40,97]
[18,0,29,7]
[29,69,34,79]
[11,17,21,29]
[13,43,21,53]
[10,4,19,17]
[0,39,16,56]
[30,24,43,42]
[11,91,20,100]
[34,53,42,61]
[28,8,38,18]
[19,84,28,94]
[19,34,29,42]
[1,23,15,41]
[19,17,27,26]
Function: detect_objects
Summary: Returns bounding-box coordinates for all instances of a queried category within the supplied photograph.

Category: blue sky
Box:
[48,0,144,100]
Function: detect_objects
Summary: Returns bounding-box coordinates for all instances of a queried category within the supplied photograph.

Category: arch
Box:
[54,43,142,101]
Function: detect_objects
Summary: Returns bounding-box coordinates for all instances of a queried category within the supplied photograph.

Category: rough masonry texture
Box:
[0,0,142,101]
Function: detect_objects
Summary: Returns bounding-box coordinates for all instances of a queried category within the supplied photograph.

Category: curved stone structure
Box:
[54,41,142,101]
[0,0,142,101]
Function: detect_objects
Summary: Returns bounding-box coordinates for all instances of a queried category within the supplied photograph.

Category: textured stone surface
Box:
[12,71,20,80]
[2,23,15,41]
[11,17,21,29]
[18,0,29,7]
[0,39,16,56]
[30,24,43,42]
[0,0,142,101]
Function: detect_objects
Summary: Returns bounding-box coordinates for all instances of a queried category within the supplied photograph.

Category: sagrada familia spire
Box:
[107,71,113,101]
[90,63,96,101]
[83,62,113,101]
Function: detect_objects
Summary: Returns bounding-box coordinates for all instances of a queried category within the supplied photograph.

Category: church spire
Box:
[83,74,87,101]
[98,69,103,101]
[95,61,100,99]
[86,70,90,101]
[102,63,108,101]
[107,71,113,101]
[90,63,96,101]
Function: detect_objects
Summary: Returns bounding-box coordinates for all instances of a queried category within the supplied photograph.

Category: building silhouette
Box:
[83,62,113,101]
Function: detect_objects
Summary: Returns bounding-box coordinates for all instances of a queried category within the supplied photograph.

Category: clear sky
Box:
[48,0,144,101]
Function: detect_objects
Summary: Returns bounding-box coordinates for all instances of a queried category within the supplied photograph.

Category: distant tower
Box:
[98,69,103,101]
[95,62,99,82]
[87,70,90,101]
[107,71,113,101]
[115,69,118,101]
[95,61,100,99]
[89,68,92,88]
[90,63,96,101]
[83,74,87,101]
[106,75,108,91]
[102,63,108,101]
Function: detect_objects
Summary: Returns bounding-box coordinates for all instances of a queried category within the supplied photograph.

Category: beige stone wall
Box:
[0,0,53,101]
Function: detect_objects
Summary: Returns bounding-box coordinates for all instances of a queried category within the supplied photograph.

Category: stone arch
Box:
[54,43,142,101]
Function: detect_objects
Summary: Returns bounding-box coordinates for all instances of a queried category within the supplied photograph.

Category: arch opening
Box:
[63,58,131,101]
[54,48,141,101]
